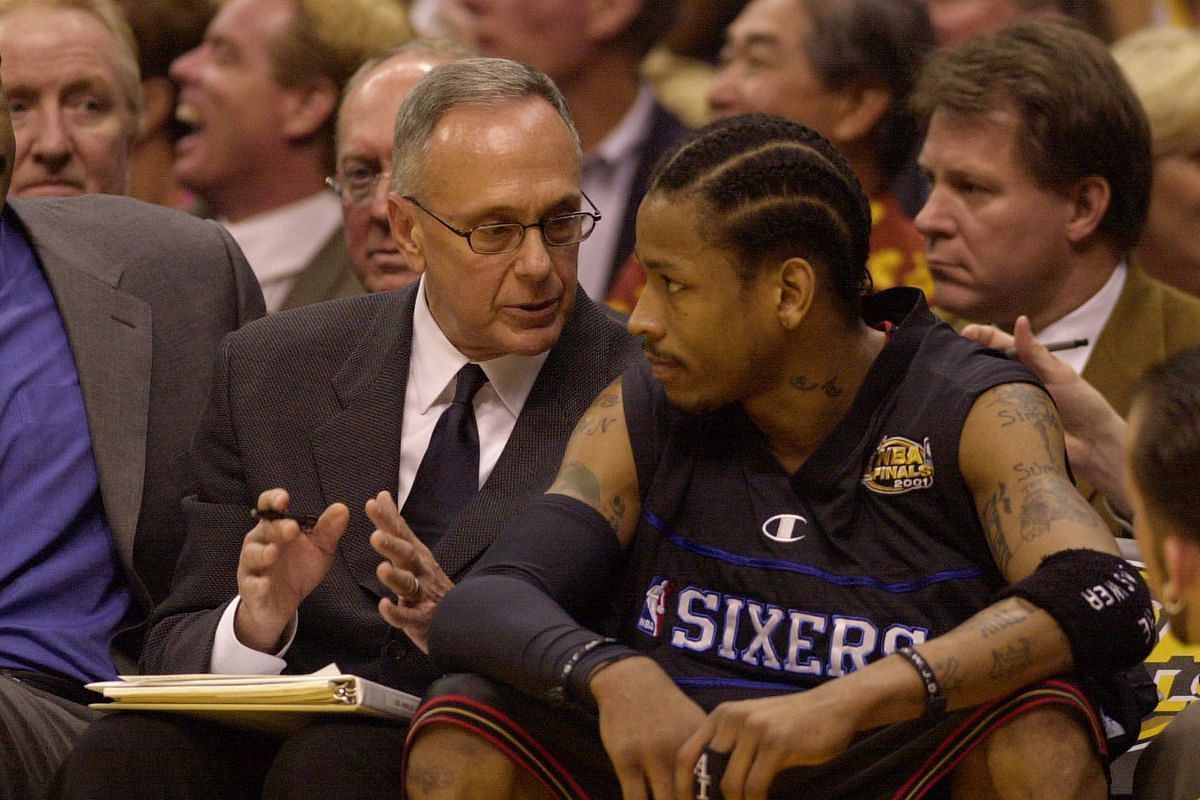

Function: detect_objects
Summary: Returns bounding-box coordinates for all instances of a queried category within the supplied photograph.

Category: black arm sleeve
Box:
[428,494,637,705]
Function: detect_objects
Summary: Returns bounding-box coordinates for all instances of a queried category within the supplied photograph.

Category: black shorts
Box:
[405,673,1112,800]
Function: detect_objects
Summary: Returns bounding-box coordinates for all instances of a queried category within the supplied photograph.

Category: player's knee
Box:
[980,706,1107,800]
[406,724,526,800]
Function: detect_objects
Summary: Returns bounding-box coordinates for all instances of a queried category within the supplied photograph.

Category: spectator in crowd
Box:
[0,60,262,800]
[54,58,642,799]
[706,0,935,296]
[1112,26,1200,299]
[115,0,215,208]
[446,0,690,309]
[407,112,1154,800]
[926,0,1113,46]
[911,20,1200,531]
[0,0,140,198]
[170,0,411,311]
[331,37,474,293]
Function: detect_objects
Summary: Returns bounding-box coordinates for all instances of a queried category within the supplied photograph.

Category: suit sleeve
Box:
[139,333,254,674]
[208,219,266,326]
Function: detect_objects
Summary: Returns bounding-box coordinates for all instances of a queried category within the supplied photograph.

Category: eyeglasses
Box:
[402,193,601,255]
[326,166,390,207]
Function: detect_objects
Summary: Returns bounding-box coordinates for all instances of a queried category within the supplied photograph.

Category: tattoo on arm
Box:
[982,482,1014,574]
[986,385,1063,458]
[553,461,601,507]
[977,598,1036,638]
[603,495,628,532]
[933,655,963,693]
[597,392,620,408]
[1018,475,1095,543]
[989,636,1034,681]
[576,414,616,436]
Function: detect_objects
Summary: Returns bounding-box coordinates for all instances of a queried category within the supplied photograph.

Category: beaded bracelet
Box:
[896,646,947,717]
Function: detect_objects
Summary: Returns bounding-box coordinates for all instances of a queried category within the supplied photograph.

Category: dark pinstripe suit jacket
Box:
[139,285,642,694]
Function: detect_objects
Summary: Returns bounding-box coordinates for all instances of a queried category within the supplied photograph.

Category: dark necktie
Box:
[401,363,489,548]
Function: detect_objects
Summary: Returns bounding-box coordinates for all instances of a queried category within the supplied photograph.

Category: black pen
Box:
[1004,338,1088,359]
[251,508,319,530]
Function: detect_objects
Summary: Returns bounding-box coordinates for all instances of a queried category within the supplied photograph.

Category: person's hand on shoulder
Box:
[235,488,349,653]
[961,315,1130,516]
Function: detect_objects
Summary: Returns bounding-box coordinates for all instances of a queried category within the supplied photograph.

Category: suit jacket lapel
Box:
[311,288,416,598]
[9,201,153,580]
[280,226,364,310]
[1082,264,1165,418]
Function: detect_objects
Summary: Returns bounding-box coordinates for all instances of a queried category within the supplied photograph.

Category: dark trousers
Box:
[52,711,409,800]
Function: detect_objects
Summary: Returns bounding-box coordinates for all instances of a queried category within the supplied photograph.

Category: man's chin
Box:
[15,183,86,198]
[362,268,420,294]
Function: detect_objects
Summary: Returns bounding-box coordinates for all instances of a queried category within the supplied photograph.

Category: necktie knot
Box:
[453,363,488,405]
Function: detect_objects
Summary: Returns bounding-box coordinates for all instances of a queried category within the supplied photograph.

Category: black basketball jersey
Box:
[613,288,1039,711]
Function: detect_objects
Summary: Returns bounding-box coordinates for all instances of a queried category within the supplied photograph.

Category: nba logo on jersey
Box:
[638,577,672,638]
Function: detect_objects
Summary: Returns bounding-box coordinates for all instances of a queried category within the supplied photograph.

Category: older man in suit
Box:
[0,74,264,800]
[56,58,643,800]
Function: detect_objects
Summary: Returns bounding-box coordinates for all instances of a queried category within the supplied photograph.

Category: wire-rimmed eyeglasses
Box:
[402,193,602,255]
[326,167,390,207]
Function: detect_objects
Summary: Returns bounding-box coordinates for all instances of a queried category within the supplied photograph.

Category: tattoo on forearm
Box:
[983,482,1014,574]
[978,599,1034,638]
[1019,476,1095,542]
[986,386,1062,457]
[598,392,620,408]
[789,374,843,397]
[990,636,1034,680]
[934,656,963,693]
[554,461,601,506]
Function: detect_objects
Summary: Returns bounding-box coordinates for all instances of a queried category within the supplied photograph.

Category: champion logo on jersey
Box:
[637,577,672,638]
[862,435,935,494]
[761,513,808,543]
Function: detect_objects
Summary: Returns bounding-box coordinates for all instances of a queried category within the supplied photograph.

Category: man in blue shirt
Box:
[0,63,263,798]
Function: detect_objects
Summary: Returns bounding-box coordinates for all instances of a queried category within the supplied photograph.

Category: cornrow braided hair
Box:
[648,114,873,319]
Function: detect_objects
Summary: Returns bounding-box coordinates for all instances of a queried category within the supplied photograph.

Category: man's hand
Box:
[368,490,454,653]
[235,488,349,652]
[591,657,707,800]
[960,315,1129,514]
[673,681,861,800]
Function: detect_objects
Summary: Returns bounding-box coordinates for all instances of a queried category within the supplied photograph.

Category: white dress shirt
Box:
[210,276,549,673]
[222,191,343,313]
[1036,261,1127,374]
[577,84,657,301]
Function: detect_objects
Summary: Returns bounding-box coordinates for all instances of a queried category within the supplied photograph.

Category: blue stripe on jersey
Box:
[675,676,799,693]
[645,511,983,593]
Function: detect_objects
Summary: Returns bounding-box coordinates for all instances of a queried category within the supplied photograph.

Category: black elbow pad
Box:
[996,549,1157,675]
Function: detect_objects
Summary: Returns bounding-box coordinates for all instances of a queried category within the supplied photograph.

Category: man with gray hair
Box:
[55,57,642,799]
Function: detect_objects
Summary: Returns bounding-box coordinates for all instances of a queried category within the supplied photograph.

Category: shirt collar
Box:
[221,191,343,285]
[1037,261,1127,373]
[408,276,550,416]
[585,83,657,172]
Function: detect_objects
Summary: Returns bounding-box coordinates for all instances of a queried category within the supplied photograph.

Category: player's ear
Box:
[777,257,815,329]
